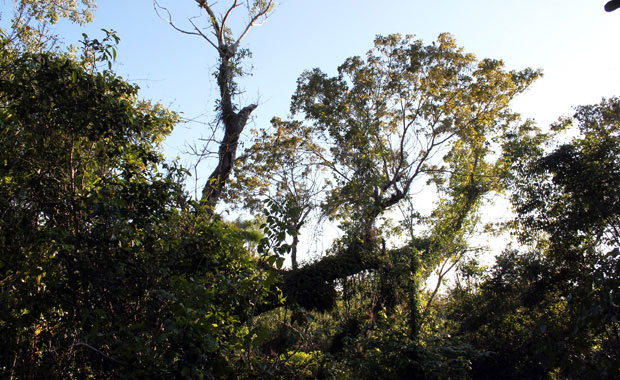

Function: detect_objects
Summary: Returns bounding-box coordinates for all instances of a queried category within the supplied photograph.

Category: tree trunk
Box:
[291,231,299,270]
[200,48,257,212]
[251,236,381,315]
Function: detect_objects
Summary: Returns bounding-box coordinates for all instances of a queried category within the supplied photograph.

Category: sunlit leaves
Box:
[514,97,620,251]
[291,33,539,238]
[0,43,274,378]
[2,0,97,52]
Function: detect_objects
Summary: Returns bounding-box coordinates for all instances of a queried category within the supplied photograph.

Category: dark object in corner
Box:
[605,0,620,12]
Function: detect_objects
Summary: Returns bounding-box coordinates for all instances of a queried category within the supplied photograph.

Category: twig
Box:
[71,342,127,366]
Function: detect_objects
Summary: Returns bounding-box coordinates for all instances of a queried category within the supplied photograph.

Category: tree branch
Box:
[153,1,218,50]
[235,0,273,47]
[195,0,223,46]
[221,0,242,42]
[187,16,219,50]
[71,342,127,366]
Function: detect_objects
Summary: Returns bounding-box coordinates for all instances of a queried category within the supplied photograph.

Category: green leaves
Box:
[1,0,97,52]
[441,98,620,380]
[0,42,275,378]
[257,199,296,258]
[80,29,120,71]
[514,97,620,251]
[290,33,539,233]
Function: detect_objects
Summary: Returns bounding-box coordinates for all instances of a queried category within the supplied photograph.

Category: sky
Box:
[39,0,620,163]
[4,0,619,262]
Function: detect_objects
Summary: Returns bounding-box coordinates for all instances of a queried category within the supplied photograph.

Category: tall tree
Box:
[267,34,540,313]
[154,0,274,213]
[291,34,538,234]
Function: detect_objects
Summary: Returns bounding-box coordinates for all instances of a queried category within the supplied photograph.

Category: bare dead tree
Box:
[154,0,274,213]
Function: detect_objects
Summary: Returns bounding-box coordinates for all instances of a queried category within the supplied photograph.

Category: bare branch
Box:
[235,0,273,47]
[71,342,127,366]
[187,16,219,50]
[221,0,242,42]
[197,1,223,46]
[421,253,462,318]
[153,0,218,50]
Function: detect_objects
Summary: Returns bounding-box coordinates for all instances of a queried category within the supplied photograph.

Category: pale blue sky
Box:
[37,0,620,173]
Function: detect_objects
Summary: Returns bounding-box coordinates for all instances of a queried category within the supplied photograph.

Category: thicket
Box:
[1,1,619,379]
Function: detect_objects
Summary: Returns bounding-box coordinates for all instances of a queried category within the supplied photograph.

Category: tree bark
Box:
[162,0,272,213]
[291,231,299,270]
[200,47,257,212]
[250,235,382,316]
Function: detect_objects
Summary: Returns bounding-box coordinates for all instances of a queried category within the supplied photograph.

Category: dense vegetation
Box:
[1,1,618,379]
